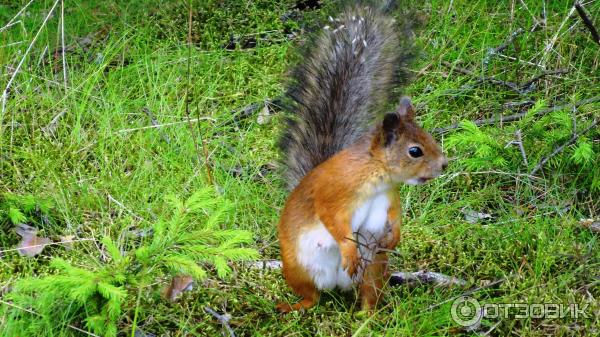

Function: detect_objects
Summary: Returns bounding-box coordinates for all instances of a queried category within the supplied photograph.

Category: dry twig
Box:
[575,2,600,46]
[433,96,600,134]
[530,119,598,175]
[520,68,569,90]
[442,61,523,94]
[442,62,569,95]
[205,306,236,337]
[488,28,524,55]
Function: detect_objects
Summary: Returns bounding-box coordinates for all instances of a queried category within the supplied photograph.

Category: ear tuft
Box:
[397,96,415,120]
[382,113,400,146]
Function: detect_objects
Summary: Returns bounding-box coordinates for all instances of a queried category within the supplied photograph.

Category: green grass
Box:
[1,0,599,336]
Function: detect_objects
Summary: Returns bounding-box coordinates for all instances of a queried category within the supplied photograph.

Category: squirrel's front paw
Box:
[341,245,359,277]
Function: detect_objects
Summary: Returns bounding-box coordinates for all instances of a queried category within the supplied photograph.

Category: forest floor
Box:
[1,0,599,336]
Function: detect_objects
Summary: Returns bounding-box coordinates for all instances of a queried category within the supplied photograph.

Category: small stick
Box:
[515,130,528,166]
[433,95,600,134]
[530,119,598,175]
[520,68,569,89]
[502,100,535,109]
[443,62,569,94]
[489,28,524,55]
[204,306,235,337]
[575,2,600,46]
[442,61,523,94]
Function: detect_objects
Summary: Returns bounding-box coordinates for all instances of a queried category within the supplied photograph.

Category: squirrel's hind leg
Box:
[276,255,320,313]
[276,277,320,313]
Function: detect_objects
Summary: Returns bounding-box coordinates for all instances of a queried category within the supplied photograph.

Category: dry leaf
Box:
[59,235,75,250]
[163,275,194,302]
[579,218,600,233]
[15,224,51,257]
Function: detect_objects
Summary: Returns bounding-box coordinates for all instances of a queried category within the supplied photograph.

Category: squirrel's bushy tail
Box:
[280,2,416,190]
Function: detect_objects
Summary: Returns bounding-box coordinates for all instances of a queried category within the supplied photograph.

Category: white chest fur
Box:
[297,185,391,290]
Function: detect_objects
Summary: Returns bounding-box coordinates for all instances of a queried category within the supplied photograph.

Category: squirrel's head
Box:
[372,97,447,185]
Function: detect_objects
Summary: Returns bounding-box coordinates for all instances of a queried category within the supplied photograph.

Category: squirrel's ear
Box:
[382,112,400,146]
[397,96,415,120]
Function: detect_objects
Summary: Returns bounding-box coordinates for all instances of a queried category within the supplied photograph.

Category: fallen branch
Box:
[530,119,598,175]
[442,62,569,95]
[575,2,600,46]
[389,271,467,288]
[433,95,600,134]
[442,61,522,94]
[520,68,569,90]
[204,306,235,337]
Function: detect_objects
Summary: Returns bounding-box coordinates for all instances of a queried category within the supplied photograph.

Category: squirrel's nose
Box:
[441,157,448,171]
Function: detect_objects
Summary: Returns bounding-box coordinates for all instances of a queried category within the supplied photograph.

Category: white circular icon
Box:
[450,296,483,327]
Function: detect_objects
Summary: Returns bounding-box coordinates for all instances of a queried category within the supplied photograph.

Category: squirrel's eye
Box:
[408,146,423,158]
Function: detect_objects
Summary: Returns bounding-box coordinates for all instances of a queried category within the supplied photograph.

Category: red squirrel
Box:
[276,2,447,312]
